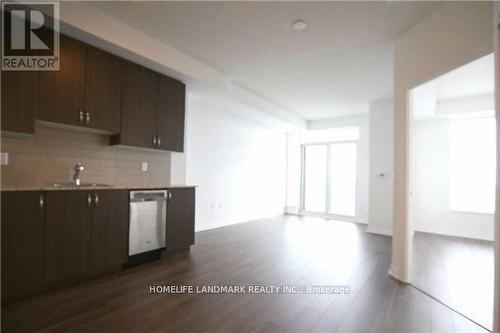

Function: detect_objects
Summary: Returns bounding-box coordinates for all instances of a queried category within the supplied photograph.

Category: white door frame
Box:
[493,7,500,332]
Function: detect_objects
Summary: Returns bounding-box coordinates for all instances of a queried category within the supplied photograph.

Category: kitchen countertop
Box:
[1,185,197,191]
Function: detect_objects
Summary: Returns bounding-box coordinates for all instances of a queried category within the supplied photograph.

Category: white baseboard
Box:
[195,212,284,233]
[388,265,408,283]
[414,224,494,242]
[285,206,300,215]
[366,224,393,236]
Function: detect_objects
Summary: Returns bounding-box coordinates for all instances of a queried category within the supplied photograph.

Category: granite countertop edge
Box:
[1,185,198,191]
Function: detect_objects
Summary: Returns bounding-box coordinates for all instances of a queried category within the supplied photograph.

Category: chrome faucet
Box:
[73,163,84,186]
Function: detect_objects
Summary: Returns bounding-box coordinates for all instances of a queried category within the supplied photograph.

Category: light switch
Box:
[141,161,148,172]
[1,152,9,166]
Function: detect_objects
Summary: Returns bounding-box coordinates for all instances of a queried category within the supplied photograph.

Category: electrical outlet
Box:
[1,152,9,166]
[141,161,148,172]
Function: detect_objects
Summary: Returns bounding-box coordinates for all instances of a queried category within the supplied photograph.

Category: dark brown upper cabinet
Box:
[158,76,186,152]
[112,60,157,149]
[37,35,121,133]
[2,30,185,148]
[1,191,45,303]
[84,45,122,133]
[111,60,185,152]
[1,71,38,135]
[166,188,195,253]
[37,35,87,128]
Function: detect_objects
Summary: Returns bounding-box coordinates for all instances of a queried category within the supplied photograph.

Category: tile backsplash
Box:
[1,125,171,188]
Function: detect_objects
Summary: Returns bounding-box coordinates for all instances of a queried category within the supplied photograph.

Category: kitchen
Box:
[1,29,196,303]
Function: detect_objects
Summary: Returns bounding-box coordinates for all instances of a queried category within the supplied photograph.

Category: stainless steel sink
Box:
[50,183,113,188]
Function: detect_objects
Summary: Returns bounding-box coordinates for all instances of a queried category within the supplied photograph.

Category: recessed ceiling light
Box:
[292,20,307,31]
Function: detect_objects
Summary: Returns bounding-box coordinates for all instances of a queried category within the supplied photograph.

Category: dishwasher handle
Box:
[130,190,168,202]
[130,197,167,203]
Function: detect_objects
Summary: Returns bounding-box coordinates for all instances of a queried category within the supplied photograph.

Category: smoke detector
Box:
[292,20,307,31]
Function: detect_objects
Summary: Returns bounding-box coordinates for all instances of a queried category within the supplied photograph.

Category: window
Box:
[449,117,496,214]
[303,145,328,212]
[329,143,357,216]
[302,141,357,217]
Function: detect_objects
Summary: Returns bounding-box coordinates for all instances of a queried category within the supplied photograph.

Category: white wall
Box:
[392,2,493,282]
[285,114,369,224]
[185,99,287,232]
[368,100,394,236]
[412,119,495,241]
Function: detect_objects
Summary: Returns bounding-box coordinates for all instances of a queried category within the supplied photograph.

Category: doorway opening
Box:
[409,53,496,330]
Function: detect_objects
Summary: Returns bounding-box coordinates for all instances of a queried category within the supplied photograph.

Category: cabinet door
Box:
[37,35,86,127]
[157,76,186,152]
[166,188,195,253]
[44,191,91,285]
[141,68,159,148]
[1,71,37,134]
[116,61,157,148]
[1,191,44,302]
[84,46,122,133]
[90,190,129,273]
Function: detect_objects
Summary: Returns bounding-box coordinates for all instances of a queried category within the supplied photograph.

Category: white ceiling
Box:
[90,1,440,121]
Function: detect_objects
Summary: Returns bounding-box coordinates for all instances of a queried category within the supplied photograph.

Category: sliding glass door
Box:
[302,142,357,217]
[303,145,328,212]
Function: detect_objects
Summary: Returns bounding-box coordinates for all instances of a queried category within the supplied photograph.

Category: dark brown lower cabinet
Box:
[44,191,92,285]
[1,187,193,303]
[166,188,195,253]
[90,190,129,274]
[1,191,44,303]
[1,189,129,303]
[44,190,129,285]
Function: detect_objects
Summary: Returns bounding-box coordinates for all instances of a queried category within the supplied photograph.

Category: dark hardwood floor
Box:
[2,216,489,332]
[412,231,494,331]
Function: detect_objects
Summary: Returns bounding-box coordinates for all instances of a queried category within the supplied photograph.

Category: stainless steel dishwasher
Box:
[129,190,167,256]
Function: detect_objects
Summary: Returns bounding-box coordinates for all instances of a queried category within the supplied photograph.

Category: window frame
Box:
[300,139,359,221]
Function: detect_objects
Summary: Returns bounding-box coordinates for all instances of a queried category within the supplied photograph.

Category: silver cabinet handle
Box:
[153,135,157,147]
[168,191,172,201]
[39,194,44,211]
[85,112,90,125]
[87,193,92,208]
[79,111,84,124]
[157,137,161,147]
[94,193,99,207]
